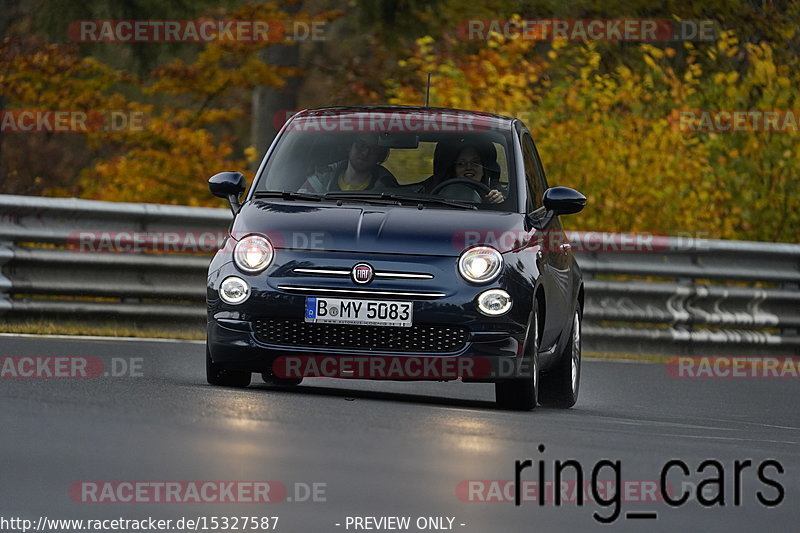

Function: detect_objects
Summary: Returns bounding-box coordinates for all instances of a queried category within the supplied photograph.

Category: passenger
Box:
[299,134,397,193]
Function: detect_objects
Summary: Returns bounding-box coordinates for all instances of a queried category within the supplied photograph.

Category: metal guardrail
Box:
[577,237,800,356]
[0,195,225,323]
[1,194,798,356]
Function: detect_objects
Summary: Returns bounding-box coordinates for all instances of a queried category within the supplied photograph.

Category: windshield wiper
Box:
[252,190,325,201]
[321,192,403,206]
[357,193,478,210]
[324,192,476,210]
[253,190,476,210]
[401,195,477,210]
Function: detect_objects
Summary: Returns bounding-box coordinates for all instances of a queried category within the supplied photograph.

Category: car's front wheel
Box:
[539,309,581,408]
[495,309,539,411]
[206,346,252,388]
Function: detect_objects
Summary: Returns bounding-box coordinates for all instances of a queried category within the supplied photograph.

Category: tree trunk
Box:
[250,3,303,170]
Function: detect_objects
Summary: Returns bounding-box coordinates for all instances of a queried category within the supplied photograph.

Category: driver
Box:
[299,134,398,193]
[451,145,505,204]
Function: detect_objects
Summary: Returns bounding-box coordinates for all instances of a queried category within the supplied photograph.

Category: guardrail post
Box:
[672,275,693,355]
[781,281,799,337]
[0,242,13,317]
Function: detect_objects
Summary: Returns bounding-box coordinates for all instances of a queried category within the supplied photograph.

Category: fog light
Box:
[477,289,512,316]
[220,276,250,304]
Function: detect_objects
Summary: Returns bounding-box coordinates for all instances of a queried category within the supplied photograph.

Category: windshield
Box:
[254,111,517,211]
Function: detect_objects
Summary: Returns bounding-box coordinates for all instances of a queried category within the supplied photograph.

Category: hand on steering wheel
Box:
[484,189,504,204]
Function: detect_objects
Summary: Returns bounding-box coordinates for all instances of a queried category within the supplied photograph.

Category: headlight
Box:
[477,289,512,316]
[458,246,503,283]
[220,276,250,304]
[234,234,274,273]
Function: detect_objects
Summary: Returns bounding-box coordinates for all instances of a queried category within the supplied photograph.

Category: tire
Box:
[261,373,303,386]
[495,307,539,411]
[206,346,252,388]
[539,309,581,408]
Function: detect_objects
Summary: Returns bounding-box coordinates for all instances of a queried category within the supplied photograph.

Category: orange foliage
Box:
[1,2,340,206]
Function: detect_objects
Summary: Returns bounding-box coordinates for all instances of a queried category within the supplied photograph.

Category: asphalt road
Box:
[1,335,798,532]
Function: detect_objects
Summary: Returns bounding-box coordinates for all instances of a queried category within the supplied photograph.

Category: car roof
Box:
[293,105,516,126]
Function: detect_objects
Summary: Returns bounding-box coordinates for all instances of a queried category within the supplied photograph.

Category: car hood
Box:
[231,200,529,257]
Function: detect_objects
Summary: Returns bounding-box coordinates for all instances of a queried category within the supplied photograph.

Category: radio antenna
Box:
[424,72,431,107]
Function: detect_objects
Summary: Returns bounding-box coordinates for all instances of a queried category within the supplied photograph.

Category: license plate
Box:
[304,297,413,327]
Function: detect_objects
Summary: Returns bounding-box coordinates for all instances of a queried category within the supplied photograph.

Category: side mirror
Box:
[543,186,586,216]
[209,171,246,215]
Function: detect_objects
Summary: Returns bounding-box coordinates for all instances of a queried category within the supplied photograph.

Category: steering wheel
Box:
[430,178,491,196]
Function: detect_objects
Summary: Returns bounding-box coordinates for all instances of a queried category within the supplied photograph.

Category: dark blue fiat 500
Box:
[205,106,586,410]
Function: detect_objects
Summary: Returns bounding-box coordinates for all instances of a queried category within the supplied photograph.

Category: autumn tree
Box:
[384,5,800,242]
[1,1,338,205]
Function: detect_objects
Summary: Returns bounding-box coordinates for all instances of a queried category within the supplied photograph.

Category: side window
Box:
[530,137,549,189]
[521,133,545,209]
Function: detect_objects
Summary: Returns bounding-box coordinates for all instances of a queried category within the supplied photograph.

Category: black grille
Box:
[253,319,468,353]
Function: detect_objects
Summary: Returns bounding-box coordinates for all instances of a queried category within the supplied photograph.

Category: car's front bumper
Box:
[206,249,538,382]
[208,318,532,382]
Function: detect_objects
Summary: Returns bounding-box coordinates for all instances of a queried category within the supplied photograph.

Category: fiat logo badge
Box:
[351,263,374,285]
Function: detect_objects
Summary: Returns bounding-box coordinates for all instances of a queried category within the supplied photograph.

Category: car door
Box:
[520,130,571,350]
